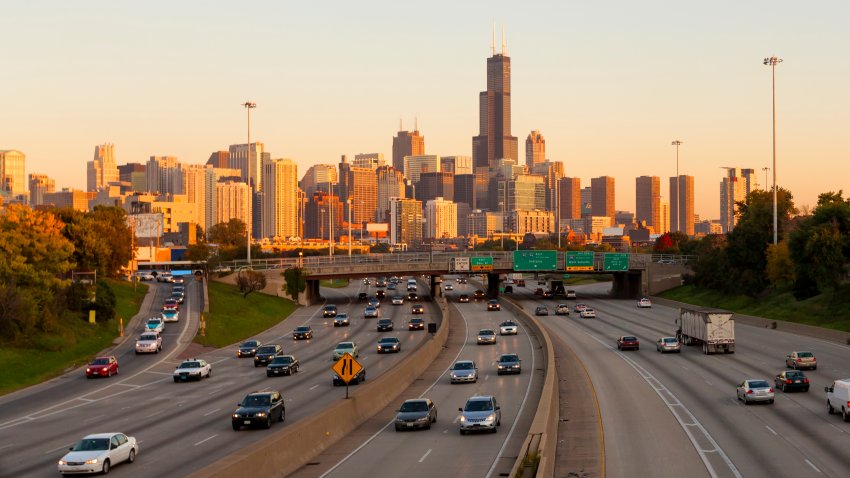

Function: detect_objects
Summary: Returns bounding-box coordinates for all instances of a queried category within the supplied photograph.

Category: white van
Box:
[407,278,418,292]
[826,379,850,421]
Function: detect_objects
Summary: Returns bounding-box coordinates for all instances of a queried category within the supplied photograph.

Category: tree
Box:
[235,270,267,298]
[766,242,795,289]
[55,206,133,278]
[208,219,247,247]
[186,241,212,262]
[283,267,306,301]
[788,191,850,297]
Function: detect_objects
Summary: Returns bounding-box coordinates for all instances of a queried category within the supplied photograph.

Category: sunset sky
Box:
[5,0,849,218]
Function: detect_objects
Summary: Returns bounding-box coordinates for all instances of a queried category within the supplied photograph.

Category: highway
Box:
[0,277,440,477]
[513,281,850,478]
[292,278,543,478]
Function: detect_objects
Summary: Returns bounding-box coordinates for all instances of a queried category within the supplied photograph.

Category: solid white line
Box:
[0,444,13,451]
[203,408,221,416]
[805,459,822,473]
[44,443,73,455]
[765,425,778,436]
[193,434,218,446]
[145,410,164,418]
[83,414,104,423]
[309,384,319,391]
[418,449,432,463]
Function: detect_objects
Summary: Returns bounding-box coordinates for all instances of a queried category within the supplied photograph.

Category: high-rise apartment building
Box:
[591,176,615,219]
[425,198,458,239]
[497,174,546,212]
[468,210,503,238]
[353,153,385,170]
[659,200,670,235]
[635,176,661,233]
[87,144,120,192]
[29,174,55,207]
[509,209,554,235]
[580,186,593,217]
[118,163,146,192]
[389,197,422,246]
[202,166,242,233]
[453,174,477,209]
[525,131,546,169]
[376,165,406,222]
[392,127,425,173]
[670,175,695,235]
[339,155,377,228]
[146,156,183,196]
[558,177,581,220]
[206,151,230,169]
[418,171,454,203]
[720,168,755,233]
[43,189,92,212]
[181,164,209,231]
[262,158,298,240]
[532,161,564,211]
[229,142,268,191]
[472,39,518,171]
[404,155,440,184]
[0,150,27,198]
[215,180,252,229]
[305,191,343,240]
[440,156,473,175]
[299,164,338,197]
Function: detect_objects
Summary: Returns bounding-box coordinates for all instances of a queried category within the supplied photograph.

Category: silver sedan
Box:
[737,379,775,405]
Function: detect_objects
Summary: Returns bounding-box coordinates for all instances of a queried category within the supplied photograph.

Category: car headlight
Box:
[416,416,430,422]
[86,368,91,372]
[486,413,496,422]
[232,413,240,418]
[85,458,99,464]
[58,460,67,465]
[256,412,267,417]
[450,373,458,378]
[459,415,466,423]
[498,365,505,369]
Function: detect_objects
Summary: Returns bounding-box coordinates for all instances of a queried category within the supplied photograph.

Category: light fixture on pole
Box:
[242,101,256,265]
[761,167,770,191]
[671,140,683,233]
[763,56,783,245]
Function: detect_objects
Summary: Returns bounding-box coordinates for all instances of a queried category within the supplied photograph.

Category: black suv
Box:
[232,391,285,430]
[358,292,368,301]
[377,318,394,331]
[322,305,338,318]
[254,344,282,367]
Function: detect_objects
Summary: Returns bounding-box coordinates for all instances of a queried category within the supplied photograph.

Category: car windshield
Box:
[797,352,814,358]
[148,319,161,324]
[749,380,770,388]
[242,341,259,347]
[622,337,637,341]
[337,343,354,350]
[180,362,200,369]
[663,338,677,343]
[479,330,494,336]
[337,314,348,318]
[453,362,474,370]
[501,322,515,327]
[411,319,423,323]
[295,327,310,332]
[786,371,804,378]
[500,355,519,363]
[243,395,270,407]
[464,399,493,412]
[71,438,109,451]
[271,356,292,364]
[91,358,109,365]
[380,338,399,344]
[257,346,277,354]
[140,334,157,341]
[400,401,429,412]
[324,306,336,311]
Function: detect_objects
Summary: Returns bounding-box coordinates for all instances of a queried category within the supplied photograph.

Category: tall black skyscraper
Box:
[472,30,517,209]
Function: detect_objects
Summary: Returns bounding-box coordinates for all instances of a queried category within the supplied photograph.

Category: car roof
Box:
[337,341,355,346]
[402,398,429,404]
[479,329,494,333]
[467,395,495,401]
[455,359,475,364]
[379,337,399,341]
[81,433,123,439]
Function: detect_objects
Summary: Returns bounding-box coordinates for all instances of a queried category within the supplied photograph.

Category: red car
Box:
[86,356,119,378]
[617,336,640,351]
[162,299,180,311]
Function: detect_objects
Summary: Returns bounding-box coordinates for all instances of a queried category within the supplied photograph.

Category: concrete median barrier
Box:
[189,296,450,478]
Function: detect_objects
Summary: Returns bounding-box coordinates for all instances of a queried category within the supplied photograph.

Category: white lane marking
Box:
[0,443,13,451]
[193,434,218,446]
[804,459,822,473]
[77,398,94,402]
[309,384,319,391]
[582,331,742,478]
[320,296,470,478]
[418,449,432,463]
[484,374,489,381]
[83,414,104,423]
[145,410,164,418]
[765,425,778,436]
[44,443,73,455]
[203,408,221,417]
[442,429,448,434]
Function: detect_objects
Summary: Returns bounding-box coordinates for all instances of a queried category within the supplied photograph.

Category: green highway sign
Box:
[470,256,494,272]
[566,251,594,271]
[513,250,558,271]
[603,253,629,271]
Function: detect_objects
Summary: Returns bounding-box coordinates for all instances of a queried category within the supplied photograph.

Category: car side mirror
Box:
[69,447,74,451]
[495,406,500,410]
[458,407,463,412]
[825,387,832,393]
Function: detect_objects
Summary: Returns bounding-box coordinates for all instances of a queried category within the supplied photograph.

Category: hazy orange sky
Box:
[5,1,849,218]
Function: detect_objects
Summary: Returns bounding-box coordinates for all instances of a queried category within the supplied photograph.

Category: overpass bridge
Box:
[225,251,695,304]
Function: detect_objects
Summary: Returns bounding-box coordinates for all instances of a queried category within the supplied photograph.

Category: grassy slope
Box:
[0,279,148,396]
[320,279,349,288]
[195,281,298,348]
[659,284,850,332]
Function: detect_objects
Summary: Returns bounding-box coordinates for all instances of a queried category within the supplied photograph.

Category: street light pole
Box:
[671,140,683,233]
[556,180,561,249]
[243,101,256,265]
[764,56,783,245]
[329,177,334,256]
[347,198,352,256]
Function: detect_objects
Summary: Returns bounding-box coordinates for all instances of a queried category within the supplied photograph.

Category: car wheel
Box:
[828,401,835,414]
[232,423,240,431]
[101,459,110,474]
[813,366,817,370]
[425,422,431,430]
[265,416,272,429]
[207,369,212,378]
[459,429,466,435]
[107,370,112,377]
[128,448,136,464]
[433,412,437,423]
[769,399,774,404]
[491,427,498,433]
[844,408,850,423]
[395,425,401,432]
[173,378,179,383]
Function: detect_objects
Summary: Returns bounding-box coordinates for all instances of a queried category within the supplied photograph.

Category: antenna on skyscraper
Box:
[399,117,403,132]
[491,22,496,56]
[415,116,419,132]
[502,24,506,56]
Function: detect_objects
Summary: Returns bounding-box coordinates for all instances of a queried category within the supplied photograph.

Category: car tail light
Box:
[786,379,792,384]
[803,378,809,383]
[746,390,753,394]
[769,388,774,393]
[796,358,802,362]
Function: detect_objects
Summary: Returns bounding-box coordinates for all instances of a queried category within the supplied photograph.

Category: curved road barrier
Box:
[189,295,450,478]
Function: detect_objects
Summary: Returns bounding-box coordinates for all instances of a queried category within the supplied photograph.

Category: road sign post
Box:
[603,253,629,271]
[332,352,363,399]
[470,257,494,272]
[565,251,595,271]
[513,250,558,271]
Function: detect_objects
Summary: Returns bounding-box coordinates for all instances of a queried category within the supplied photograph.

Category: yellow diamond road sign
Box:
[332,353,363,384]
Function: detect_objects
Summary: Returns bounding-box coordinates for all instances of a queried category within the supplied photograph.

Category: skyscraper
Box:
[299,164,338,197]
[181,164,209,231]
[425,198,458,239]
[531,161,564,212]
[389,197,422,246]
[146,156,182,195]
[525,131,546,169]
[206,151,230,169]
[305,191,342,240]
[229,142,268,191]
[453,174,477,209]
[215,180,252,229]
[87,144,119,192]
[670,175,695,235]
[418,171,454,203]
[591,176,615,219]
[262,158,298,240]
[720,168,755,233]
[558,177,581,220]
[404,155,440,184]
[118,163,146,192]
[353,153,386,170]
[29,173,55,206]
[392,126,425,173]
[472,34,518,171]
[440,156,473,175]
[635,176,661,232]
[376,165,406,222]
[339,155,377,228]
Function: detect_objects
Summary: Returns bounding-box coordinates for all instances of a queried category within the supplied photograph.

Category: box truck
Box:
[675,307,735,354]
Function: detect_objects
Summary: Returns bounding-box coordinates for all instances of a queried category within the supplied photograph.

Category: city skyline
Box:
[4,1,849,219]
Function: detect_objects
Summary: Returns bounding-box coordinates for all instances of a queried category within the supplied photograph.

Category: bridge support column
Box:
[486,272,500,299]
[429,275,440,299]
[611,272,642,299]
[302,279,322,306]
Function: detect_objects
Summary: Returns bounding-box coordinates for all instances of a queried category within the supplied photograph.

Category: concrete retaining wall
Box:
[189,296,450,478]
[651,296,850,346]
[502,298,559,478]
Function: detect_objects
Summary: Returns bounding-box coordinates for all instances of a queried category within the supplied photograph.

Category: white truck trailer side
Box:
[676,307,735,354]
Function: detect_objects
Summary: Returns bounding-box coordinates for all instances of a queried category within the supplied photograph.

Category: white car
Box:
[450,360,478,383]
[58,433,138,475]
[135,332,162,354]
[580,308,596,319]
[737,379,775,405]
[499,320,519,336]
[173,358,211,382]
[161,309,179,323]
[444,283,454,291]
[638,298,652,308]
[145,317,165,334]
[391,295,404,305]
[555,304,570,315]
[135,272,154,281]
[333,342,359,361]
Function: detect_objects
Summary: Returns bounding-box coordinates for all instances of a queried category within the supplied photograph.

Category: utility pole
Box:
[242,101,256,265]
[329,177,334,256]
[764,56,783,245]
[347,198,352,256]
[761,167,770,191]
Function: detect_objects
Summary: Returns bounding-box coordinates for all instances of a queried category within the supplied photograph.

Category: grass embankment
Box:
[320,279,349,288]
[195,281,298,348]
[563,274,613,285]
[659,284,850,332]
[0,279,148,396]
